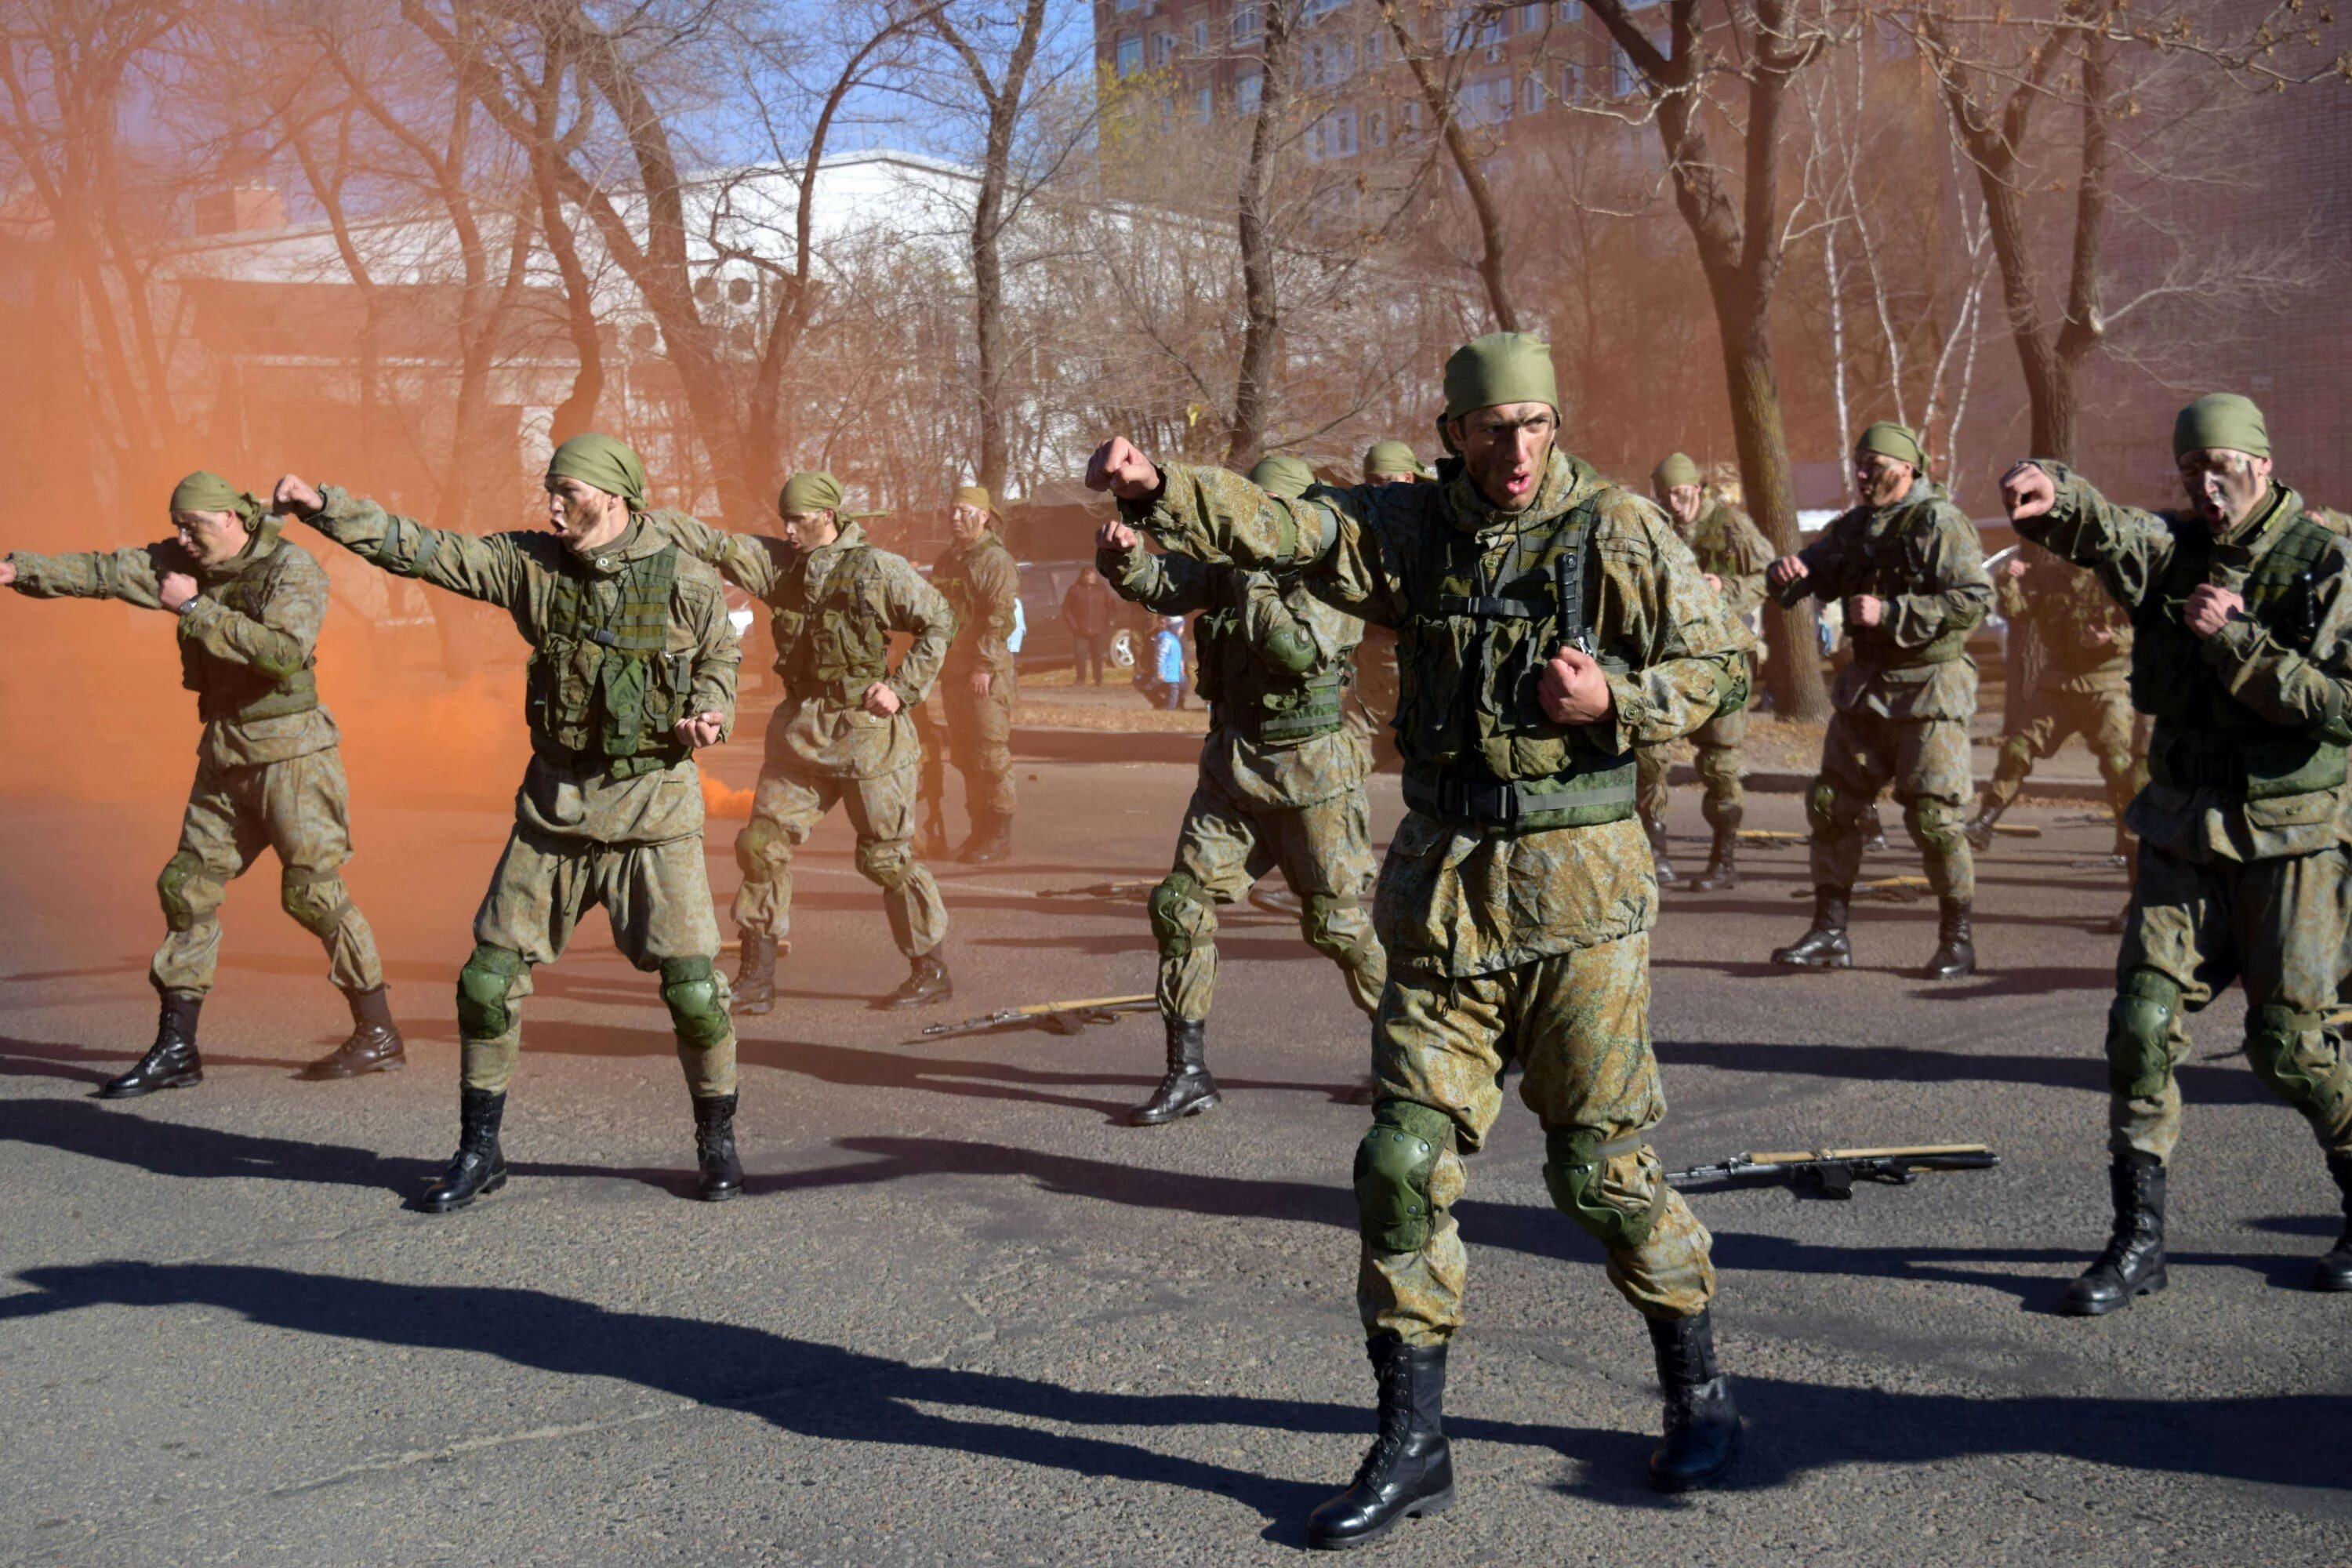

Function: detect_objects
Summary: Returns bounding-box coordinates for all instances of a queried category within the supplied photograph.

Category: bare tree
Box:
[1378,0,1519,331]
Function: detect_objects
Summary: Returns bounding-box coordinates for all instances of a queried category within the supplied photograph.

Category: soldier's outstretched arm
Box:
[677,564,741,744]
[1239,570,1345,673]
[1593,496,1748,751]
[176,546,323,680]
[1085,437,1405,626]
[881,555,953,710]
[1095,521,1214,615]
[1768,517,1852,608]
[2001,461,2172,611]
[1879,503,1994,652]
[1,543,179,609]
[642,511,786,601]
[2206,539,2352,738]
[276,476,528,609]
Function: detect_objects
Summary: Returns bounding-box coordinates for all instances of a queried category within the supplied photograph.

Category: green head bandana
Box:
[1248,455,1317,500]
[1440,332,1559,426]
[953,485,993,514]
[1653,452,1701,489]
[545,434,648,512]
[780,471,844,517]
[1363,441,1425,481]
[169,470,263,531]
[2172,393,2270,459]
[1856,421,1926,472]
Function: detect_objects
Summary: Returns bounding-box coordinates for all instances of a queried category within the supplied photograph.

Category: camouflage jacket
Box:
[1773,478,1991,721]
[653,516,949,782]
[1678,498,1773,637]
[303,488,739,847]
[7,526,340,770]
[1099,541,1371,809]
[2019,465,2352,862]
[1123,448,1744,978]
[1998,543,2131,694]
[931,528,1021,681]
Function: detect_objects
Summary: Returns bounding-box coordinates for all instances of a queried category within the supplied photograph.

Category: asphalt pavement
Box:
[2,746,2347,1566]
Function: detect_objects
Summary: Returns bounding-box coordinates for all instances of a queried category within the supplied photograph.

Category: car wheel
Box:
[1109,630,1137,669]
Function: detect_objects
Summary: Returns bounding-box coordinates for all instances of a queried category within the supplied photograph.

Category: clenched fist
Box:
[274,475,325,518]
[1767,554,1809,590]
[673,710,726,749]
[161,572,199,612]
[1097,519,1140,553]
[1539,645,1616,725]
[1085,437,1161,502]
[862,681,903,717]
[0,557,16,589]
[2002,463,2054,522]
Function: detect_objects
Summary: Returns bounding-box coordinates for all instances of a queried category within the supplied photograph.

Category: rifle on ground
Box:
[920,994,1157,1039]
[1665,1143,1999,1199]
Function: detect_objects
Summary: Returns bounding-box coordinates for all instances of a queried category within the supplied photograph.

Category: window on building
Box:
[1561,59,1585,102]
[1446,7,1504,51]
[1369,107,1388,146]
[1197,85,1214,122]
[1326,106,1359,157]
[1193,18,1210,50]
[1523,74,1545,114]
[1558,0,1585,16]
[1300,0,1347,22]
[1461,73,1513,125]
[1154,31,1177,66]
[1400,96,1422,136]
[1113,0,1138,11]
[1116,36,1143,77]
[1518,2,1546,32]
[1233,3,1262,43]
[1303,39,1356,86]
[1237,71,1263,113]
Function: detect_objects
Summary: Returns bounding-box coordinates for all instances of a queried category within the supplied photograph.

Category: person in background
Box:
[1063,564,1119,685]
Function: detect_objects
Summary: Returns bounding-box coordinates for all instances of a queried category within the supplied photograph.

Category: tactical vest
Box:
[935,533,1009,650]
[1392,495,1639,830]
[768,545,891,705]
[2132,501,2350,800]
[525,545,691,779]
[1840,491,1972,670]
[181,537,320,724]
[1190,575,1348,746]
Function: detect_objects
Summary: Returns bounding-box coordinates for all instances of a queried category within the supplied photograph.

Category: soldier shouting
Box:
[2,472,402,1096]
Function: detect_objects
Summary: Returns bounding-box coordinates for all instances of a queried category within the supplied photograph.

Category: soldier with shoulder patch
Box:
[1,472,403,1094]
[2002,394,2352,1310]
[278,434,746,1210]
[1087,332,1751,1545]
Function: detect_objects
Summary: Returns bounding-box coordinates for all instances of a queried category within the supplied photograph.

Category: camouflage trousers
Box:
[733,762,946,960]
[1983,684,2142,827]
[917,672,1018,821]
[1359,931,1717,1345]
[1634,702,1748,830]
[460,823,736,1098]
[152,748,383,999]
[1808,710,1975,899]
[2109,840,2352,1162]
[1152,778,1385,1023]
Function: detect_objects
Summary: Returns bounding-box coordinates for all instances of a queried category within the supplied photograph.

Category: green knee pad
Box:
[1300,892,1367,961]
[456,943,526,1040]
[2106,969,2181,1101]
[857,839,916,893]
[1713,660,1751,719]
[1148,872,1215,960]
[1543,1126,1666,1250]
[661,956,732,1051]
[1354,1101,1453,1253]
[2245,1004,2352,1134]
[735,817,790,882]
[279,866,353,936]
[1904,798,1963,848]
[156,851,212,934]
[1805,780,1844,834]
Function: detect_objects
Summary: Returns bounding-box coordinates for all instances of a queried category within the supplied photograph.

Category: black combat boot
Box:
[877,952,953,1011]
[1688,813,1740,891]
[1131,1018,1219,1125]
[1862,808,1890,854]
[1305,1335,1454,1550]
[1771,887,1852,969]
[419,1087,508,1214]
[692,1092,743,1202]
[731,932,777,1016]
[959,812,1014,865]
[1923,898,1976,980]
[100,992,205,1099]
[1642,812,1679,886]
[2061,1151,2167,1315]
[2314,1152,2352,1292]
[1962,796,2007,851]
[300,984,406,1080]
[1647,1311,1740,1492]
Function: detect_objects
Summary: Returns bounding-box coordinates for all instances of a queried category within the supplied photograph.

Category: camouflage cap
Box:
[1440,332,1559,425]
[954,485,993,513]
[780,472,844,516]
[1363,440,1427,481]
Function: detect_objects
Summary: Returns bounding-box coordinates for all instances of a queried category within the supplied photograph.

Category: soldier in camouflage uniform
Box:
[658,472,956,1014]
[1769,422,1993,980]
[0,472,403,1095]
[277,434,746,1210]
[1963,541,2140,856]
[916,486,1022,863]
[1088,332,1749,1545]
[2002,394,2352,1309]
[1095,454,1388,1127]
[1637,453,1773,890]
[1345,443,1423,767]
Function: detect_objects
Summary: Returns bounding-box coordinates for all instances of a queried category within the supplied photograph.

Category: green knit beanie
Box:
[1440,332,1559,426]
[2172,394,2270,459]
[545,434,648,512]
[1653,452,1701,489]
[169,470,263,531]
[1248,455,1317,499]
[1856,421,1926,471]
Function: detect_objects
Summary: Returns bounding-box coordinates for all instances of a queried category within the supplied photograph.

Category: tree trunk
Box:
[1226,4,1294,470]
[1715,281,1828,720]
[1379,0,1518,332]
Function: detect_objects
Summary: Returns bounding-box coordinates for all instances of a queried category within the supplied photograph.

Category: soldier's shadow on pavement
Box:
[1653,1037,2275,1107]
[0,1259,1338,1534]
[0,1036,296,1088]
